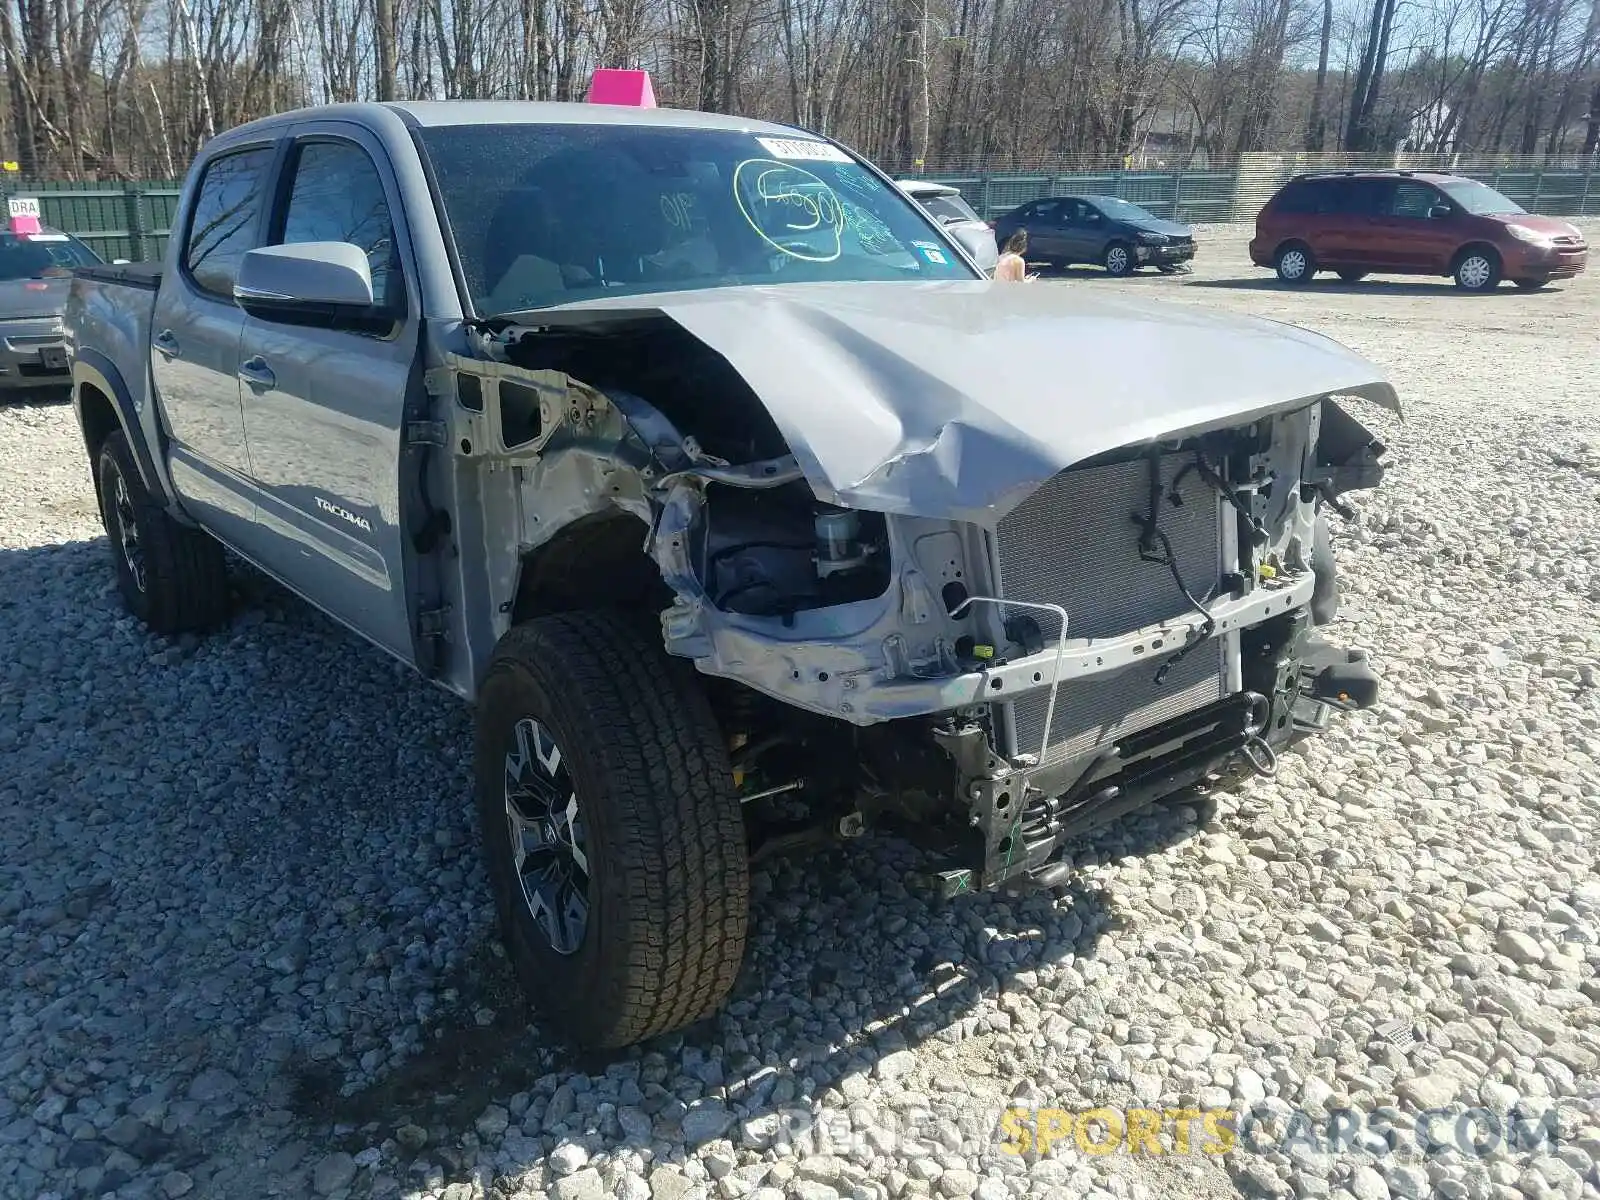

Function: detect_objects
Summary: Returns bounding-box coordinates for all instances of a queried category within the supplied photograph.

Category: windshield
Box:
[417,124,976,316]
[1092,197,1160,223]
[913,192,982,224]
[1438,179,1525,215]
[0,232,101,280]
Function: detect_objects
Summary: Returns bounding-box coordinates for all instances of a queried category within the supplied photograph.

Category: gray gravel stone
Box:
[552,1167,605,1200]
[313,1152,357,1195]
[1397,1074,1459,1110]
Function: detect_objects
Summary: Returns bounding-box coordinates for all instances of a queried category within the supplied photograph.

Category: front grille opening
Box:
[992,451,1232,765]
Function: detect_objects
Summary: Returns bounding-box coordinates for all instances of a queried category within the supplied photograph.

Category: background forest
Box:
[3,0,1598,179]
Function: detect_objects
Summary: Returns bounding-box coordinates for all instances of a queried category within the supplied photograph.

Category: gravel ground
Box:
[2,226,1597,1200]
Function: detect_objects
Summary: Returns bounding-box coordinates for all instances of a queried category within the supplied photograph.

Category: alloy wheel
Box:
[111,470,146,593]
[1458,255,1492,290]
[1279,249,1307,280]
[503,716,590,955]
[1106,246,1130,275]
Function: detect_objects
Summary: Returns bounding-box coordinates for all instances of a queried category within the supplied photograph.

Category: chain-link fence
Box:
[4,150,1598,264]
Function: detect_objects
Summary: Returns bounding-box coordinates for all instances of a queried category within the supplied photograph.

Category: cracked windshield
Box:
[417,124,974,316]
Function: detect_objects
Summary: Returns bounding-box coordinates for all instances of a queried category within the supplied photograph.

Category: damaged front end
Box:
[442,290,1393,895]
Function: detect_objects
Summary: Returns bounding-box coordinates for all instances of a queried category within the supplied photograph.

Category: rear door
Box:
[152,143,279,544]
[235,126,421,659]
[1340,180,1397,269]
[1021,200,1070,259]
[1307,180,1358,265]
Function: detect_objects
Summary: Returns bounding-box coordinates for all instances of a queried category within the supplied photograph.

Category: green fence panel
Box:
[1531,171,1587,217]
[1173,171,1236,223]
[0,181,179,262]
[927,168,1250,224]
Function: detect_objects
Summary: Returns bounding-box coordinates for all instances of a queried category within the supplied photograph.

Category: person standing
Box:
[994,230,1029,281]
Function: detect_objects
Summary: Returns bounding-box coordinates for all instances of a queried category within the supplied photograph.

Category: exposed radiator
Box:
[993,452,1230,765]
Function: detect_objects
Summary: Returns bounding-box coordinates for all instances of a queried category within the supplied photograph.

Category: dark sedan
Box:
[993,195,1196,277]
[0,226,103,395]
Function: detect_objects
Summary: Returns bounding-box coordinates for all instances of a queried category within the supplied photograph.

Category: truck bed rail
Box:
[73,263,163,291]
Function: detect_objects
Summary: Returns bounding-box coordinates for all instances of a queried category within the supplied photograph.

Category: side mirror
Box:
[234,241,376,321]
[1428,204,1453,219]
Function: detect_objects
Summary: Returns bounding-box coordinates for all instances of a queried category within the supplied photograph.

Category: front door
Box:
[1058,200,1106,262]
[236,130,421,660]
[151,143,279,545]
[1368,180,1459,271]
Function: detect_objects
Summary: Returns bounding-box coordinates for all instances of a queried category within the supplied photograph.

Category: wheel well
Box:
[1274,239,1311,259]
[512,512,672,623]
[1452,242,1500,269]
[77,384,121,496]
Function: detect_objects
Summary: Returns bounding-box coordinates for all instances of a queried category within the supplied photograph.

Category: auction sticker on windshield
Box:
[756,137,852,164]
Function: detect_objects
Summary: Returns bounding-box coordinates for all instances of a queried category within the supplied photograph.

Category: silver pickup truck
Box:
[67,100,1395,1050]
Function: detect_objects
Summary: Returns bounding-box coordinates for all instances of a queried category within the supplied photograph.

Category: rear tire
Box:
[1104,241,1134,277]
[473,610,750,1049]
[96,430,229,634]
[1453,247,1501,291]
[1275,243,1315,283]
[1513,278,1548,291]
[1337,270,1368,283]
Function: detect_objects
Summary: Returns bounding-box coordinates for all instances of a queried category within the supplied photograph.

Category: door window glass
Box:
[184,147,275,297]
[1388,182,1440,218]
[1312,182,1350,214]
[278,141,398,308]
[1274,182,1316,213]
[1345,181,1390,217]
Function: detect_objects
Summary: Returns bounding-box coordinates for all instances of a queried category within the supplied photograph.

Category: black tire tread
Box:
[479,611,748,1047]
[97,431,228,633]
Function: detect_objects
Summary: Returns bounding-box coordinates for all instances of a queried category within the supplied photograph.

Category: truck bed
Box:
[66,263,163,446]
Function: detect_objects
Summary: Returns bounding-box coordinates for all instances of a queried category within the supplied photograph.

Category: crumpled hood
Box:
[0,277,69,320]
[513,280,1399,524]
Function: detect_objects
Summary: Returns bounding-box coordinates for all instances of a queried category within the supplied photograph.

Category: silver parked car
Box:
[0,225,102,395]
[898,180,1000,273]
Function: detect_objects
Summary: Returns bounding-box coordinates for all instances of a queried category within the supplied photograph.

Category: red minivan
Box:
[1249,170,1589,291]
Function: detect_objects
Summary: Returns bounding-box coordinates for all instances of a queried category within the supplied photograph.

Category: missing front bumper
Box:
[929,631,1379,895]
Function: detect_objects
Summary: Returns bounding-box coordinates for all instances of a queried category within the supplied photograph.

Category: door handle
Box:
[237,355,276,390]
[153,329,180,357]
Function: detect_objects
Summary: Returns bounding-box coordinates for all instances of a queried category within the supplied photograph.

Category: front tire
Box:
[474,610,750,1049]
[1454,248,1501,291]
[1275,243,1315,284]
[1513,278,1548,291]
[1104,241,1134,277]
[1337,270,1368,283]
[96,430,228,633]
